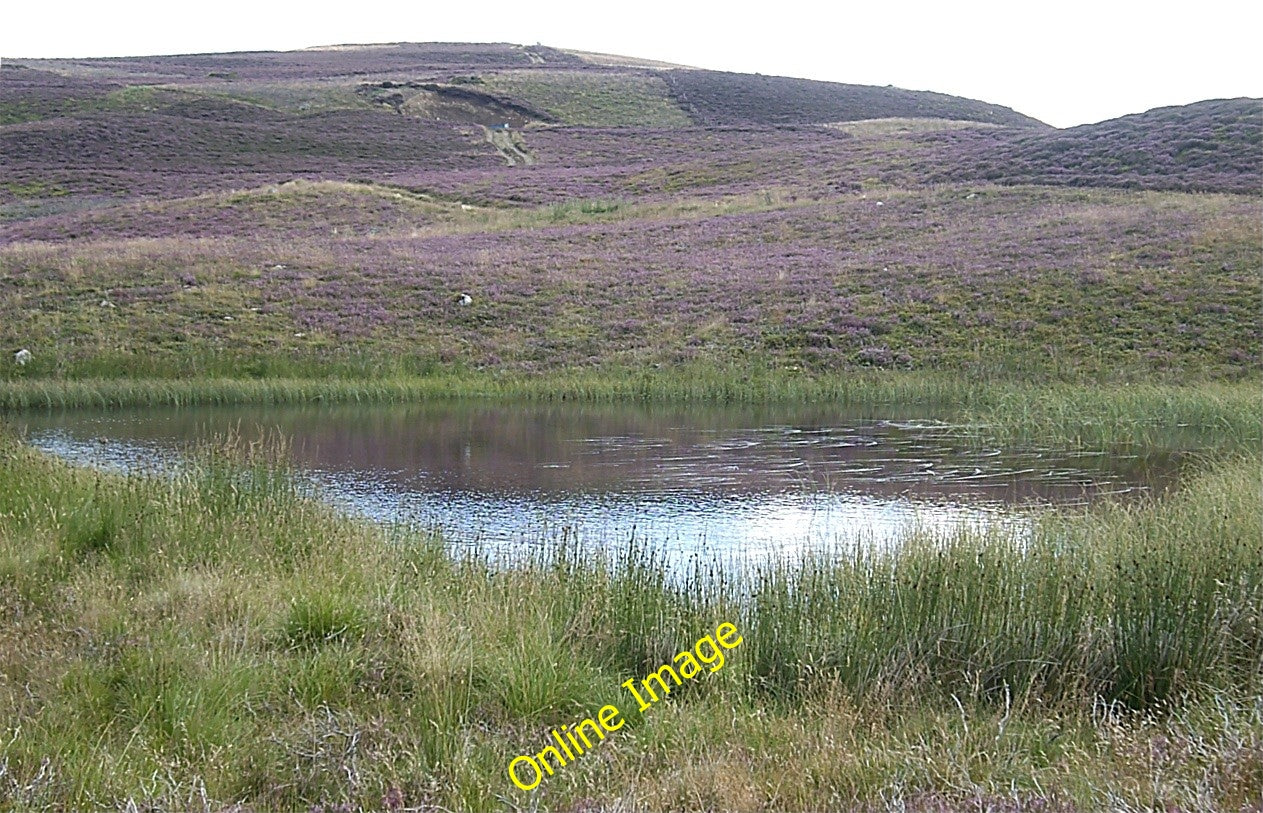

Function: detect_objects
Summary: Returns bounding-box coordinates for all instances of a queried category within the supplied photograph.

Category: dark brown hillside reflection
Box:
[21,401,1185,561]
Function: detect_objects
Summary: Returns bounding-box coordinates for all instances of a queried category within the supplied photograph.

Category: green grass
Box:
[5,185,1255,381]
[826,117,1004,136]
[0,429,1259,811]
[482,70,694,127]
[0,85,195,125]
[0,80,367,126]
[195,82,375,114]
[2,370,1258,451]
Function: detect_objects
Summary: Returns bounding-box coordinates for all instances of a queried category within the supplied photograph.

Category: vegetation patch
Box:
[1,42,1259,812]
[482,69,694,127]
[0,434,1258,810]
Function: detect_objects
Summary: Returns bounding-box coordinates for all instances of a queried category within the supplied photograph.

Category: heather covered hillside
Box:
[4,185,1258,379]
[1,43,1260,381]
[662,69,1046,127]
[8,43,588,90]
[920,98,1263,194]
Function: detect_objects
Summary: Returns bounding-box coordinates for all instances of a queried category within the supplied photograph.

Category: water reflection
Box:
[18,401,1184,564]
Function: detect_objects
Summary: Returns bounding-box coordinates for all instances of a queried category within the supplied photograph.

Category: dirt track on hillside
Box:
[484,126,536,166]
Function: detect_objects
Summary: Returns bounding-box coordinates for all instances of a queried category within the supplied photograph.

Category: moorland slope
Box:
[1,44,1259,383]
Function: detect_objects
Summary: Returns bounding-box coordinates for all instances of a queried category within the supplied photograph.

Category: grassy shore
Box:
[0,428,1259,811]
[2,370,1259,451]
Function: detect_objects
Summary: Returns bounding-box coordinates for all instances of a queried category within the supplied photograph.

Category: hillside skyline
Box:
[6,40,1260,132]
[4,0,1262,127]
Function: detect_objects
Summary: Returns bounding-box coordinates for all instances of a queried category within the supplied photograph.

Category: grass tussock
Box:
[0,430,1259,811]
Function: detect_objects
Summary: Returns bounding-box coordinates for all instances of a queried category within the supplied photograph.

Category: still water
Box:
[17,401,1183,563]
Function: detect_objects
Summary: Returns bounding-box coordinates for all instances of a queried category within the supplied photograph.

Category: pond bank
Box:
[0,432,1259,810]
[2,370,1259,450]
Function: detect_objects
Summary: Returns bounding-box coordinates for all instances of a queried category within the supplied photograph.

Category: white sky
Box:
[3,0,1260,128]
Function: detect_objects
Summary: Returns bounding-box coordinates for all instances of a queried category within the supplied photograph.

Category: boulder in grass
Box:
[855,346,894,367]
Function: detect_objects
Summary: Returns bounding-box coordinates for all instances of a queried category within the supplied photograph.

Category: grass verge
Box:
[0,431,1259,811]
[2,370,1259,451]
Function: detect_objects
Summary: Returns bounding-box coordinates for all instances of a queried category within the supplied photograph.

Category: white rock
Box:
[99,299,116,308]
[14,348,31,365]
[460,204,474,211]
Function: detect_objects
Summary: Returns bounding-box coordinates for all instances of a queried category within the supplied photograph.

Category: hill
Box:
[3,44,1041,128]
[1,44,1259,381]
[662,69,1046,127]
[918,97,1263,194]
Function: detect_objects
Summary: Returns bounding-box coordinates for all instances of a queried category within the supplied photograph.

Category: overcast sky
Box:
[3,1,1260,128]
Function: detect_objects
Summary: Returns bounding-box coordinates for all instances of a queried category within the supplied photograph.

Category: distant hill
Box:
[9,43,587,84]
[2,44,1044,129]
[919,98,1263,194]
[2,43,1258,218]
[662,70,1047,128]
[1,43,1259,381]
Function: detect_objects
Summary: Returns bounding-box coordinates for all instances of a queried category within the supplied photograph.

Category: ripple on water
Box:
[17,401,1184,568]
